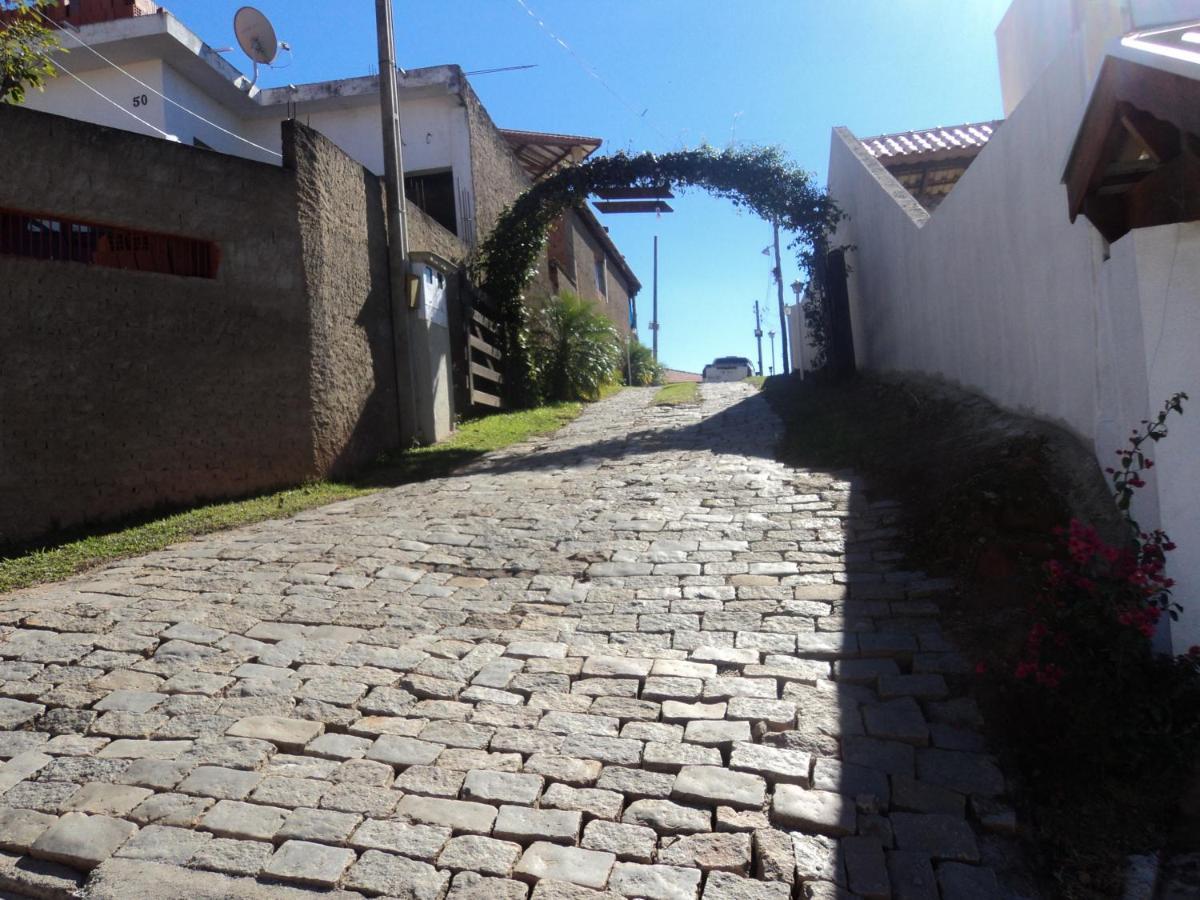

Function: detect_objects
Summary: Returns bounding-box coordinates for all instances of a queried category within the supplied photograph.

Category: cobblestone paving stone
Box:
[0,383,1028,898]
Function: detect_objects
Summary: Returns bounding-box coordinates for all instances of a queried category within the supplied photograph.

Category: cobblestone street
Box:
[0,383,1017,899]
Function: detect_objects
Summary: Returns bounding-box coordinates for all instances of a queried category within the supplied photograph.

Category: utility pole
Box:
[650,235,660,361]
[376,0,420,443]
[768,330,776,376]
[753,301,764,377]
[772,220,791,375]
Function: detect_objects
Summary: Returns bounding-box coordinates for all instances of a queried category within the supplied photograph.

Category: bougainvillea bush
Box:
[980,392,1200,786]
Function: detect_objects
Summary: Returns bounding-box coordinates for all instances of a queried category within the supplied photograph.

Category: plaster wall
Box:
[828,30,1200,647]
[239,95,477,243]
[22,59,169,140]
[160,62,274,162]
[1132,224,1200,649]
[996,0,1200,115]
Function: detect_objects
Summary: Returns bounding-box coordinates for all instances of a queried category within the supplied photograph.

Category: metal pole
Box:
[376,0,420,443]
[772,220,791,375]
[753,301,764,377]
[651,235,659,361]
[769,330,776,376]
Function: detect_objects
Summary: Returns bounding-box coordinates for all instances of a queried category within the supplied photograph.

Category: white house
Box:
[19,1,631,263]
[823,0,1200,649]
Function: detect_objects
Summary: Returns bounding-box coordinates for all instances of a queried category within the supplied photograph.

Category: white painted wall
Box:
[242,95,474,241]
[828,30,1200,649]
[23,59,170,142]
[995,0,1200,115]
[160,63,275,163]
[785,303,820,375]
[1132,223,1200,650]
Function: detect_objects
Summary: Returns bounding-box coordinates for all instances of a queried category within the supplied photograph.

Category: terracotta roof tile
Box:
[861,120,1002,161]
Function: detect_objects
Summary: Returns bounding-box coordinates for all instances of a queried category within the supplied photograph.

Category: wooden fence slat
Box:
[470,308,498,331]
[470,388,503,408]
[468,333,501,359]
[469,362,503,385]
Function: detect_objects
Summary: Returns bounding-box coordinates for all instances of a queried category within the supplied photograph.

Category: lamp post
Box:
[768,330,776,376]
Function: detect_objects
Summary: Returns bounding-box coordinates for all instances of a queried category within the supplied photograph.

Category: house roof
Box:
[499,129,602,181]
[861,121,1002,164]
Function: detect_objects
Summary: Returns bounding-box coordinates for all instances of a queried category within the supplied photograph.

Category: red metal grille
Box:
[0,207,220,278]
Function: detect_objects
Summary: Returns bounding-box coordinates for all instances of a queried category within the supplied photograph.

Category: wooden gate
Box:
[454,274,505,411]
[824,248,857,379]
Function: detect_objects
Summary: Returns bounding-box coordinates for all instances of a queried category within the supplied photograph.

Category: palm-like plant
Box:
[623,337,664,386]
[529,291,621,402]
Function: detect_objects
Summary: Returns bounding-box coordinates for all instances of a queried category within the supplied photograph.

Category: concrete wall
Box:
[0,104,310,544]
[287,123,399,474]
[0,104,418,546]
[827,29,1200,649]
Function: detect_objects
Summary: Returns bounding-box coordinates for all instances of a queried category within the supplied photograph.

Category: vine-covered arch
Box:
[474,145,841,406]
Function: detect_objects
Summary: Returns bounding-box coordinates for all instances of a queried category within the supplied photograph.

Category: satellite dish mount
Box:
[234,6,279,91]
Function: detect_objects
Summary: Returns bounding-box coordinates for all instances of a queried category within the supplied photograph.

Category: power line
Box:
[34,7,283,159]
[44,55,178,141]
[511,0,669,143]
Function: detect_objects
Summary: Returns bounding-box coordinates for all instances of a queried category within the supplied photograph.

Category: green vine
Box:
[473,145,841,406]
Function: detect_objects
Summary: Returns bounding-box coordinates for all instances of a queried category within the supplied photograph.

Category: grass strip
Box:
[653,382,699,405]
[0,400,587,593]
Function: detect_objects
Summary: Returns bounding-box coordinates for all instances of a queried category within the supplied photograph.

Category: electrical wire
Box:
[34,7,282,159]
[43,55,178,141]
[512,0,670,143]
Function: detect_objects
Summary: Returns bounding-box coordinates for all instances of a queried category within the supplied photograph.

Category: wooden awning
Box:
[1063,54,1200,241]
[499,129,602,182]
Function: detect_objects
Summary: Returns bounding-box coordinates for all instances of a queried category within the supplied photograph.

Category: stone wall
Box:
[0,105,417,545]
[287,122,397,475]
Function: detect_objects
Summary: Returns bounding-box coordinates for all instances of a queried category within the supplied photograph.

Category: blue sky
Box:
[164,0,1013,374]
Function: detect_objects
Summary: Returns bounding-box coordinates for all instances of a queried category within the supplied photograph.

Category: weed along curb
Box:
[0,399,591,593]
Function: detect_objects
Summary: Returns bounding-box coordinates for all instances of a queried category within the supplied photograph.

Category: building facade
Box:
[824,0,1200,650]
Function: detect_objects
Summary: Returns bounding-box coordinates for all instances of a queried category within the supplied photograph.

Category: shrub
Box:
[981,392,1200,785]
[622,337,663,386]
[528,291,621,403]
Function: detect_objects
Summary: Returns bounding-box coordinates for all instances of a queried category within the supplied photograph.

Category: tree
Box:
[1,0,60,106]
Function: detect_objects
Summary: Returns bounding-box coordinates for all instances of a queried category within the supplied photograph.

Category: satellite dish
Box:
[234,7,278,65]
[233,6,282,91]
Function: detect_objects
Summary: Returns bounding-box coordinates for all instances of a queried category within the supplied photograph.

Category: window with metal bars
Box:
[0,207,220,278]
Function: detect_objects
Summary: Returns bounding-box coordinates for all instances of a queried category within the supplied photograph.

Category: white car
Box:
[702,357,754,382]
